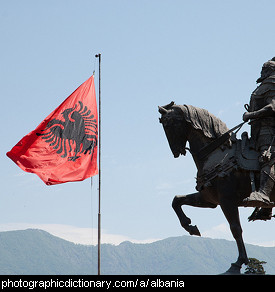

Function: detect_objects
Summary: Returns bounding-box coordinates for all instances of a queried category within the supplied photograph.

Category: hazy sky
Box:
[2,0,275,248]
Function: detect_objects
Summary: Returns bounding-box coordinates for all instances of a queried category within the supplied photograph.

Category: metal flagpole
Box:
[95,53,101,275]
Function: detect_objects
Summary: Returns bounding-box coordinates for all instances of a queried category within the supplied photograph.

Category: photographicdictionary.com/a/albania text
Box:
[0,277,185,290]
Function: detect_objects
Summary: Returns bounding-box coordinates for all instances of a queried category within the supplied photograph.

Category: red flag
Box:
[7,75,98,185]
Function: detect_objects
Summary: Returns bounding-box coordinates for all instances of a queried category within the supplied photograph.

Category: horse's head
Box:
[158,102,188,158]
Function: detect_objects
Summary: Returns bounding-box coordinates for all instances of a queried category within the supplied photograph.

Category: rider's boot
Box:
[243,164,275,207]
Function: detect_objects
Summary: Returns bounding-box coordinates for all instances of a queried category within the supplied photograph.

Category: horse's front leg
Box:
[172,192,217,236]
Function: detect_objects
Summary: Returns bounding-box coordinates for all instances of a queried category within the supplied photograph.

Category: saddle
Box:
[236,132,260,172]
[196,132,260,191]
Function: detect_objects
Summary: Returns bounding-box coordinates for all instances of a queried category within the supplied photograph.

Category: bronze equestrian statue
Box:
[158,58,275,274]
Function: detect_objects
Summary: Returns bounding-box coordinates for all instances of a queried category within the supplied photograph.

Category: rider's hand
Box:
[243,112,251,122]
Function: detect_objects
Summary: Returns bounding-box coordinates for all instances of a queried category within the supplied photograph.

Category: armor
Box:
[243,58,275,207]
[249,75,275,150]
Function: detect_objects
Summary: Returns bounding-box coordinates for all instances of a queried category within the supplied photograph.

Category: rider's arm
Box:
[243,96,275,121]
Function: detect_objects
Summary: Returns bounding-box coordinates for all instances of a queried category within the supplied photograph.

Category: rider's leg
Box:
[243,146,275,207]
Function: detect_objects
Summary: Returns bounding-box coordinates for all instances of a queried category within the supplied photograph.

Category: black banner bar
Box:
[0,275,273,291]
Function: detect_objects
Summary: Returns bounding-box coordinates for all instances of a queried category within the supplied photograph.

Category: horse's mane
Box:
[175,104,229,139]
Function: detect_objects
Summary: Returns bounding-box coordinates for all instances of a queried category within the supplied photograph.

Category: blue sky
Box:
[1,0,275,247]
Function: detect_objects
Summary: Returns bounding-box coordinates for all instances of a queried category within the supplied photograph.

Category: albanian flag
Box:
[7,75,98,185]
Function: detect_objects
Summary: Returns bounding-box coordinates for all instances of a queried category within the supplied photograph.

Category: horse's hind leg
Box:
[172,192,217,236]
[220,200,249,273]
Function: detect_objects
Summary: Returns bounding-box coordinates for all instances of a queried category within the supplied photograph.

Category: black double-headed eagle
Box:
[37,101,97,161]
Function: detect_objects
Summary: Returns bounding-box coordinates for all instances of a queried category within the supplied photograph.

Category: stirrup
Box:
[243,191,274,208]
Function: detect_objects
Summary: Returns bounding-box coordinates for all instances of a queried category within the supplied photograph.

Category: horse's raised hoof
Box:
[188,225,201,236]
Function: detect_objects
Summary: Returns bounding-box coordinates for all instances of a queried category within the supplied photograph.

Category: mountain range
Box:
[0,229,274,275]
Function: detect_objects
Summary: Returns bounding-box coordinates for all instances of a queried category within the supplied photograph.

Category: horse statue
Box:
[158,101,274,274]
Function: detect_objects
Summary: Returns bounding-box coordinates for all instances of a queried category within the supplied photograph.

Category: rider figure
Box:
[243,57,275,207]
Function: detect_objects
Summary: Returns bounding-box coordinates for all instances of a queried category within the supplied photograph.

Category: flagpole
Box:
[95,53,101,275]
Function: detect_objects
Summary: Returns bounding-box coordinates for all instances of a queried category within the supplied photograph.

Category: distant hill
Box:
[0,229,274,275]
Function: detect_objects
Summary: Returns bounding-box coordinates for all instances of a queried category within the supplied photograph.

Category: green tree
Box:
[244,258,266,275]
